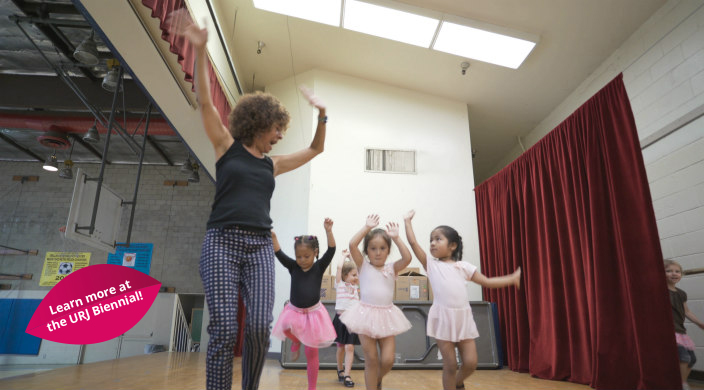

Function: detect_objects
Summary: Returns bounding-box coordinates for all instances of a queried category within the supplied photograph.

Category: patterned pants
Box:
[200,227,275,390]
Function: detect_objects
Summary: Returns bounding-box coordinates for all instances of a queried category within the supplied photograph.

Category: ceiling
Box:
[0,0,668,184]
[0,0,190,174]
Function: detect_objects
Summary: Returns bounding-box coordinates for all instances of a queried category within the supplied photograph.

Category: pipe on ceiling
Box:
[0,113,176,136]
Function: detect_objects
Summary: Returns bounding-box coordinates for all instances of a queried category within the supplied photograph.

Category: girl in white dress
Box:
[340,214,412,390]
[404,210,521,390]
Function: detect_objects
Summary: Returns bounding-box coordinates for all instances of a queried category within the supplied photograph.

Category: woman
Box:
[168,9,328,390]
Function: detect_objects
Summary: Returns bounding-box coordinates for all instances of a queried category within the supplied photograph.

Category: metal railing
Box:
[170,296,193,352]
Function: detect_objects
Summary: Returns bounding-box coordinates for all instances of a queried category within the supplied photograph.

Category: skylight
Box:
[433,21,537,69]
[342,0,439,48]
[252,0,342,26]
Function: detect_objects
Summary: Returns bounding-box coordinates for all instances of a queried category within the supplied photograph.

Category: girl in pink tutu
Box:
[341,214,412,390]
[404,210,521,390]
[271,218,337,390]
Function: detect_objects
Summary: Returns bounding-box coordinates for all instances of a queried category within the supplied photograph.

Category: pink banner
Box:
[27,264,161,344]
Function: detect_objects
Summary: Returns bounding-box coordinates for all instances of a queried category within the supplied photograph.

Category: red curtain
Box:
[141,0,231,126]
[140,0,243,356]
[475,75,680,389]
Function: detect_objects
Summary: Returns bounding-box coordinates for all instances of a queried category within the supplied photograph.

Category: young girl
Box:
[334,249,360,387]
[271,218,337,390]
[341,214,412,390]
[665,259,704,390]
[404,210,521,390]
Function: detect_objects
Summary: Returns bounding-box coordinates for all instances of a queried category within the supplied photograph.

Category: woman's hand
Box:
[300,85,326,111]
[166,8,208,49]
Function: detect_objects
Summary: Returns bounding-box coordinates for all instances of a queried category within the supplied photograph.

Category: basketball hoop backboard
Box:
[65,168,124,253]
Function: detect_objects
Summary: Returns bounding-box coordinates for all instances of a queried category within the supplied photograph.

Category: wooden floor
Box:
[0,352,697,390]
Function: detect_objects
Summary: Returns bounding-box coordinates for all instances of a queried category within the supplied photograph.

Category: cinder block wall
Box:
[0,162,213,293]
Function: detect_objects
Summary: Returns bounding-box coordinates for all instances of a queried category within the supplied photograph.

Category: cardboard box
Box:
[395,274,429,301]
[320,274,336,301]
[428,282,433,301]
[398,267,421,276]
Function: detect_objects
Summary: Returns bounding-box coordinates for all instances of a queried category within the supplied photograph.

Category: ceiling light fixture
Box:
[253,0,341,26]
[59,159,74,180]
[102,67,122,92]
[43,152,58,172]
[73,31,99,66]
[180,156,193,173]
[433,18,538,69]
[343,0,439,47]
[59,142,75,179]
[83,120,100,143]
[188,163,200,183]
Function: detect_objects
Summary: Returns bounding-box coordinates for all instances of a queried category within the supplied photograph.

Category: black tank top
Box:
[206,141,275,230]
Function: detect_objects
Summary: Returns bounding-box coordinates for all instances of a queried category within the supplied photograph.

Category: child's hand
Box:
[366,214,380,229]
[512,267,522,289]
[386,222,400,238]
[324,217,333,232]
[342,248,351,259]
[300,85,326,110]
[404,210,415,221]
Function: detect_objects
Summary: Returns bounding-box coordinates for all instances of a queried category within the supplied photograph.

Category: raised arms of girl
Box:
[349,214,379,269]
[166,9,233,161]
[403,209,427,270]
[387,222,412,274]
[336,249,351,285]
[318,218,337,273]
[272,86,327,177]
[470,268,521,289]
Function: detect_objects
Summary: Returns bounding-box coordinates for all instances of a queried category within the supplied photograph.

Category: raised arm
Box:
[684,301,704,329]
[471,267,521,289]
[323,217,336,249]
[336,249,351,284]
[167,9,233,160]
[272,86,327,177]
[388,222,412,274]
[403,210,427,270]
[349,214,379,269]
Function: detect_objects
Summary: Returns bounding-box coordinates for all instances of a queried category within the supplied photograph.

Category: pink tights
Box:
[284,330,320,390]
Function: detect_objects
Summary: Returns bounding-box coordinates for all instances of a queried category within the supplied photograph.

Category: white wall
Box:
[488,0,704,371]
[267,70,482,351]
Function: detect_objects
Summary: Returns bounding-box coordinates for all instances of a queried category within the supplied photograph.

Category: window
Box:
[365,149,416,174]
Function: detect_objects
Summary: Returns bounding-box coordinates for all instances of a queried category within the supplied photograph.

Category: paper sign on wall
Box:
[107,243,153,275]
[40,252,91,287]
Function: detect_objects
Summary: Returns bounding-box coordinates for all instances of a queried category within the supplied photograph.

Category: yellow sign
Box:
[39,252,91,286]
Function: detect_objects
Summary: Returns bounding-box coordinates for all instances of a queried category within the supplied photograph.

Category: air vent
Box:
[37,130,71,149]
[365,148,416,174]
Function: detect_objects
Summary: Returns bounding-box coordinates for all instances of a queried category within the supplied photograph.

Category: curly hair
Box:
[228,92,290,146]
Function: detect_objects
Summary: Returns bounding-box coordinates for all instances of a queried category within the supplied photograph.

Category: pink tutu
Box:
[271,302,336,348]
[340,301,411,339]
[426,303,478,342]
[676,332,696,351]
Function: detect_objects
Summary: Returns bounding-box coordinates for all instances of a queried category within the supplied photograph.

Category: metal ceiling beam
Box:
[9,0,99,81]
[0,132,44,161]
[146,136,174,166]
